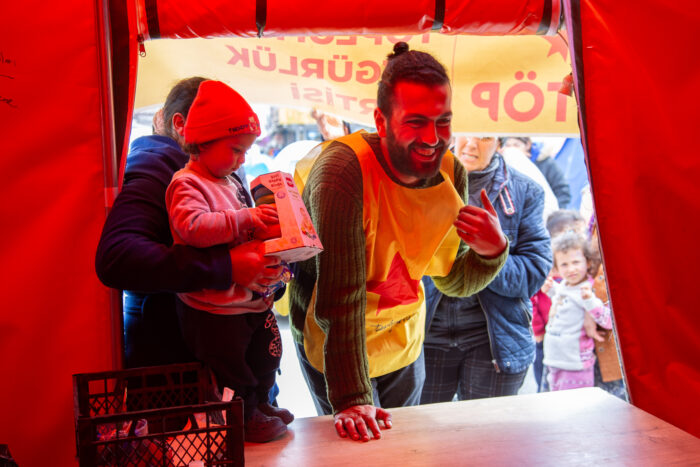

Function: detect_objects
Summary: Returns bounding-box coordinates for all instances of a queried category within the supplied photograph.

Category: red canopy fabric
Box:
[0,0,114,464]
[566,0,700,437]
[1,0,699,465]
[135,0,561,39]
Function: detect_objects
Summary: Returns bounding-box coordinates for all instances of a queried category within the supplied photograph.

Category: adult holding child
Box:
[289,42,509,442]
[95,77,283,370]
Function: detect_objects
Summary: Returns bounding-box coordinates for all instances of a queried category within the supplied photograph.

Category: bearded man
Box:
[289,42,509,442]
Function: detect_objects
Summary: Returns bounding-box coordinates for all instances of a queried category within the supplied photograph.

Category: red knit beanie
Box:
[184,80,261,144]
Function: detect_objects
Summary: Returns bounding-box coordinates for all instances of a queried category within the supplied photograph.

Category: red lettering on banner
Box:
[504,71,544,122]
[387,35,413,44]
[225,43,384,86]
[471,71,569,123]
[328,55,352,82]
[253,46,276,71]
[336,36,357,46]
[226,46,250,67]
[301,59,324,79]
[472,82,500,121]
[547,82,569,122]
[359,98,375,114]
[289,83,376,115]
[290,82,300,99]
[302,87,323,103]
[336,93,358,110]
[279,56,299,75]
[310,36,334,45]
[356,60,381,84]
[364,35,384,45]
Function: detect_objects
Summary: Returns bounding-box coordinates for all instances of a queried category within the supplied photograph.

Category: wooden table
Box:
[244,388,700,466]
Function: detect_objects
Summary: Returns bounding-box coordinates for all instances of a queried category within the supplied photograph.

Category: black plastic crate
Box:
[73,363,244,466]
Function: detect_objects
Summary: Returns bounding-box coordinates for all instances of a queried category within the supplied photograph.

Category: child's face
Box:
[198,134,257,178]
[554,248,589,286]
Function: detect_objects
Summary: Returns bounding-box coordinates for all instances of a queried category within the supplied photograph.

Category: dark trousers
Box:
[123,291,195,368]
[421,342,526,403]
[176,300,281,416]
[295,341,425,415]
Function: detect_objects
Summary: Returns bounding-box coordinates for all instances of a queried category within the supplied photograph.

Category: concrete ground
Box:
[274,314,538,419]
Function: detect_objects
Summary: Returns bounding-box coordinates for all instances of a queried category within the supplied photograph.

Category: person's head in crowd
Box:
[546,209,587,238]
[265,128,289,156]
[152,76,209,146]
[182,80,261,178]
[500,137,532,156]
[551,231,596,286]
[374,41,452,186]
[453,136,500,172]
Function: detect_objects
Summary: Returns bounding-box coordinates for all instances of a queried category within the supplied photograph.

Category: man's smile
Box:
[412,145,441,160]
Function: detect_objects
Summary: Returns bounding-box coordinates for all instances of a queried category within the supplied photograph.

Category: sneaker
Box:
[245,407,287,443]
[258,402,295,425]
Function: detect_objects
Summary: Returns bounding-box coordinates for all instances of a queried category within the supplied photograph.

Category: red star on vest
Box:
[366,252,419,315]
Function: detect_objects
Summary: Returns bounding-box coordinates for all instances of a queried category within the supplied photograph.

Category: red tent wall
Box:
[2,0,699,464]
[566,0,700,436]
[135,0,559,39]
[0,0,115,464]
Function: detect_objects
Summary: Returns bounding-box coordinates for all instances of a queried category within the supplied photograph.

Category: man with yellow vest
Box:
[290,42,508,442]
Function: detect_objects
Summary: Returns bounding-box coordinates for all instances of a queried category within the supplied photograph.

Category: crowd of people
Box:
[95,42,626,444]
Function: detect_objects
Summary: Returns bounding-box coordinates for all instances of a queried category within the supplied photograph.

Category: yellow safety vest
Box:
[297,131,463,377]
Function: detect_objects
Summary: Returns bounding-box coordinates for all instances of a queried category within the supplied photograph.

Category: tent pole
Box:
[95,0,124,370]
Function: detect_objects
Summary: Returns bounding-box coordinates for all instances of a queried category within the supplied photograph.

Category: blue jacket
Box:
[425,154,552,374]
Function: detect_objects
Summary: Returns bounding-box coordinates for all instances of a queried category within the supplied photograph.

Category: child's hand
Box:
[250,205,281,240]
[254,223,282,240]
[251,205,278,228]
[580,282,593,300]
[583,311,605,342]
[541,276,554,294]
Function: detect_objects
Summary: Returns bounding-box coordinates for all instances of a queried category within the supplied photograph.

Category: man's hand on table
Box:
[334,405,392,442]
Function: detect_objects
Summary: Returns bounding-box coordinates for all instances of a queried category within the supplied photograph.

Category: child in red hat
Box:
[165,80,293,443]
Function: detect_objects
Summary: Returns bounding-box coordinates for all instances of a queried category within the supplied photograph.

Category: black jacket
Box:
[535,157,571,208]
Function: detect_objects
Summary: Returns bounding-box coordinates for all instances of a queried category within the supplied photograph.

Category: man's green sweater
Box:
[289,132,507,414]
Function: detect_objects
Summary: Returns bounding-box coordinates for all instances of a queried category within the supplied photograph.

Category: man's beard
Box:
[385,127,446,183]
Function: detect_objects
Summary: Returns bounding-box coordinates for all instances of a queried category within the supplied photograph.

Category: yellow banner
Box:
[136,33,577,135]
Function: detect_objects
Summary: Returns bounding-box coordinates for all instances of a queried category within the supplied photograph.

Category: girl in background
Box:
[542,232,611,391]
